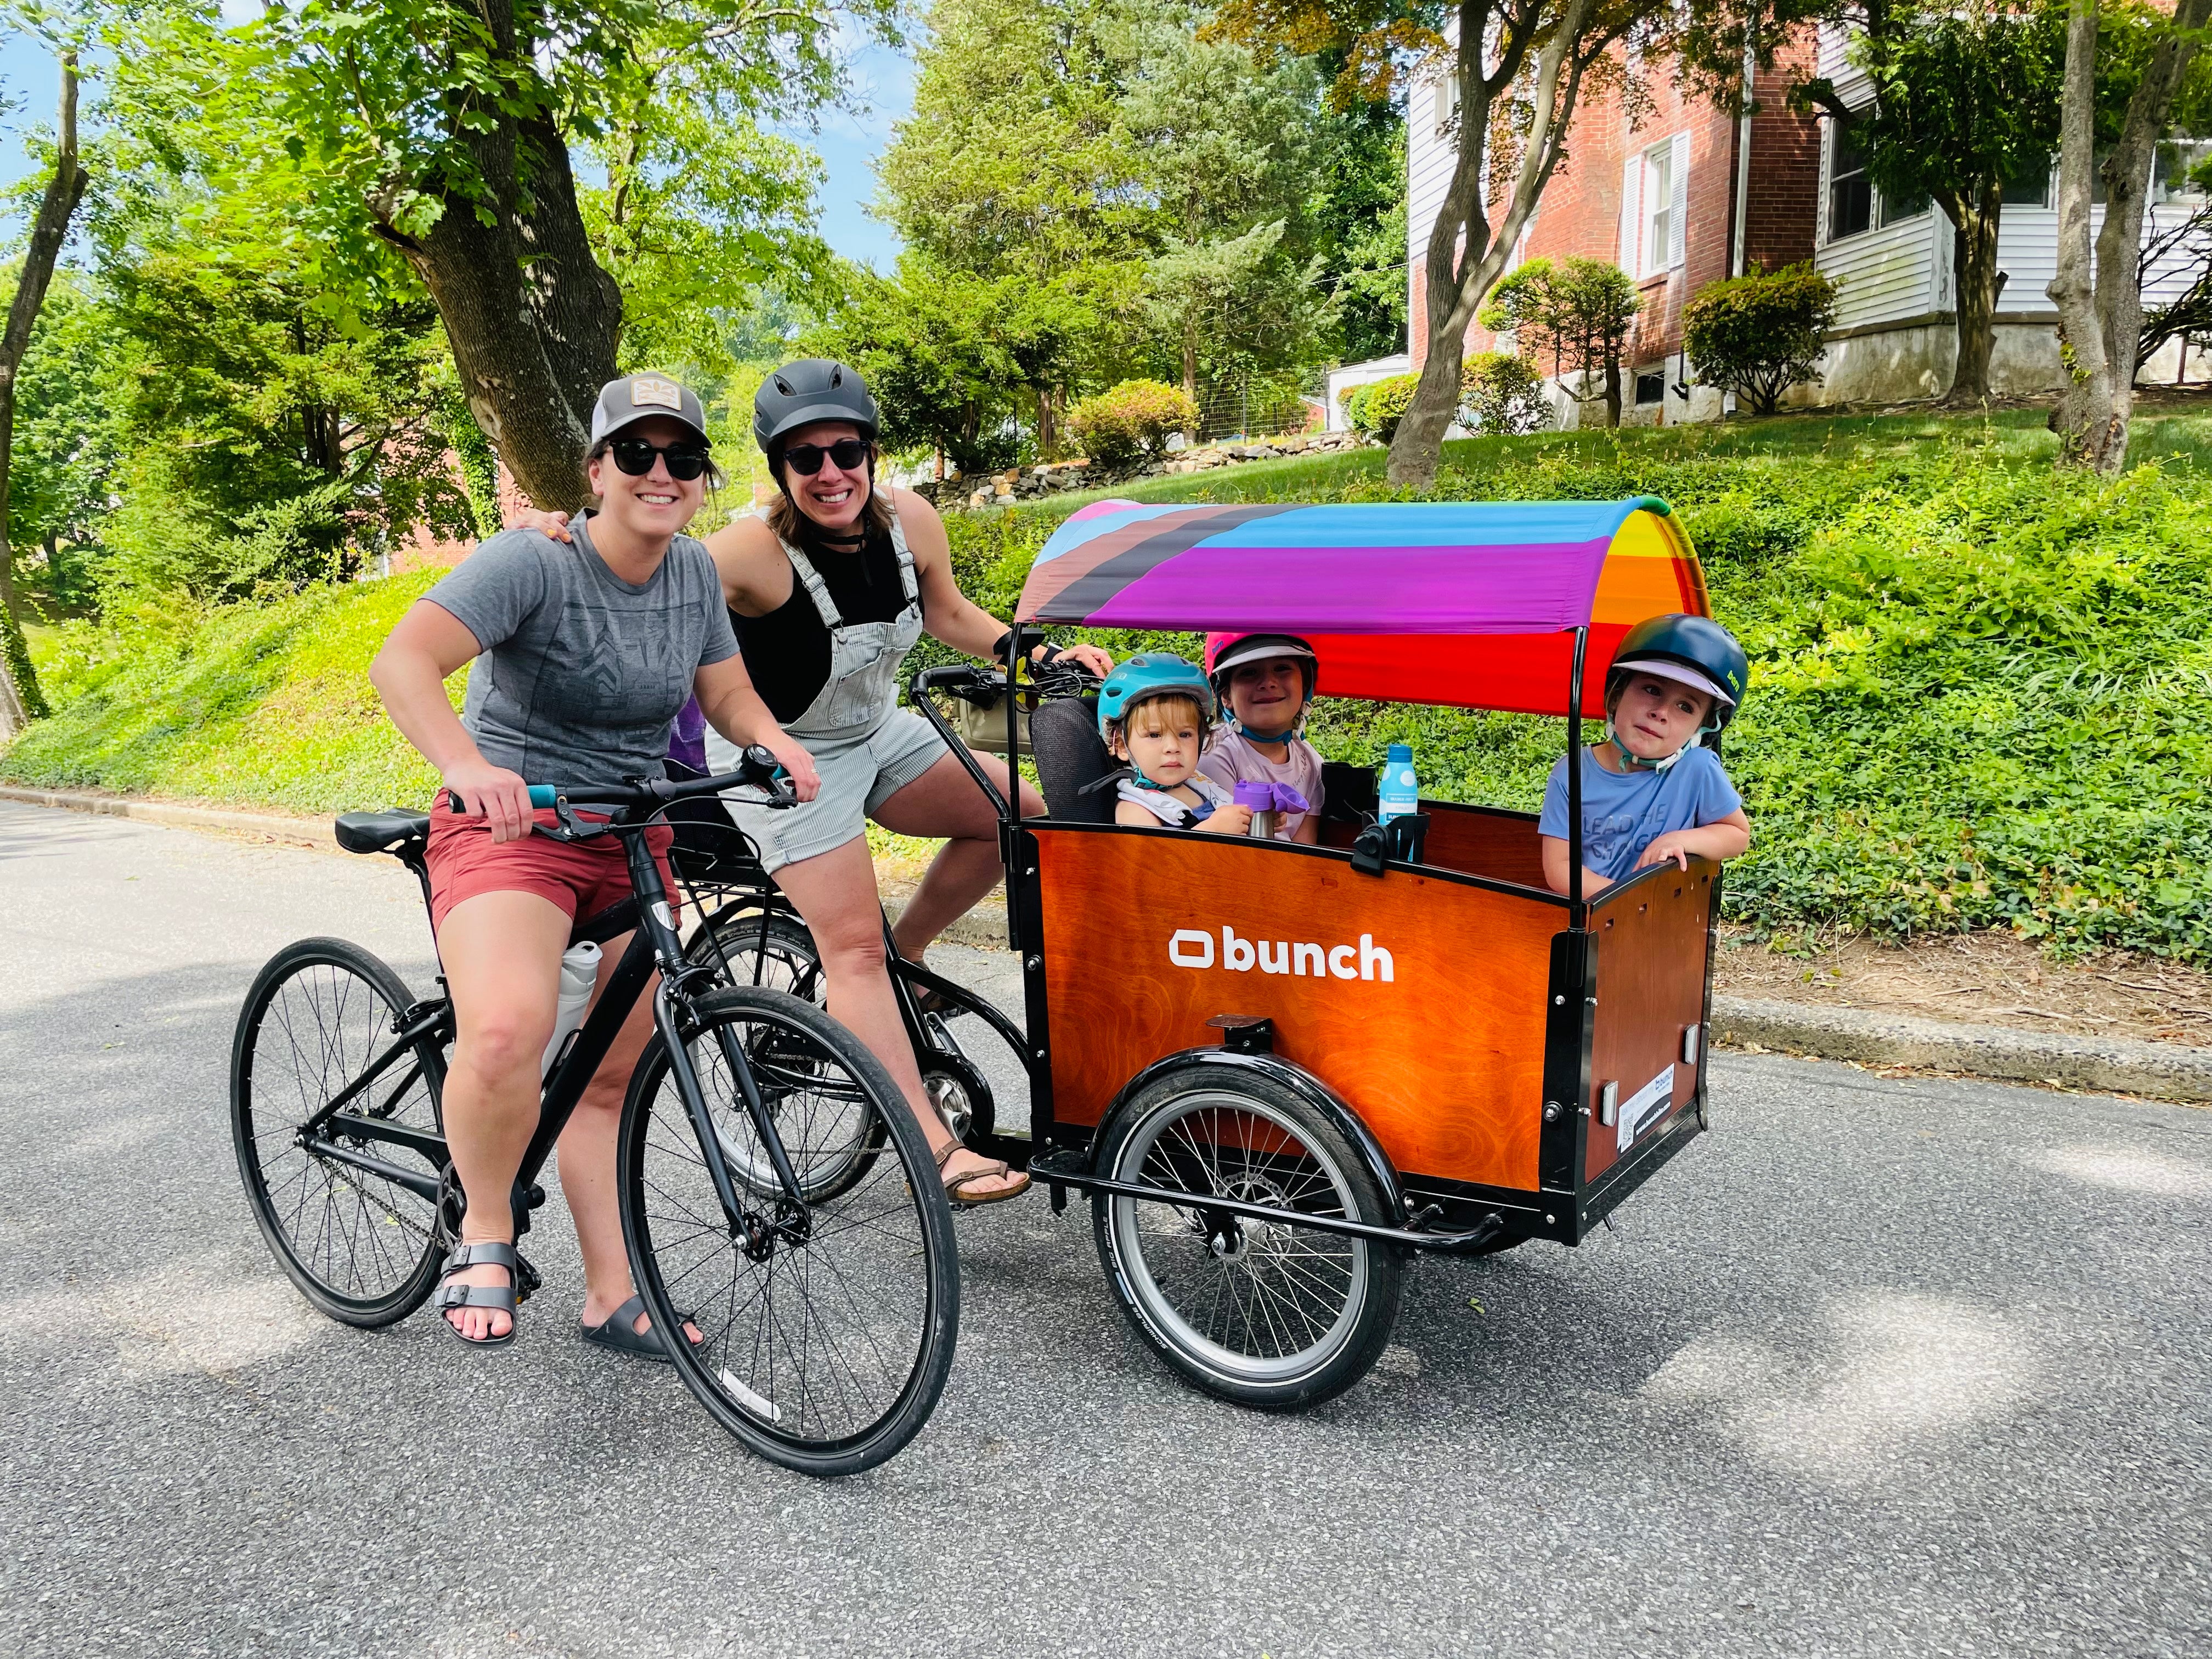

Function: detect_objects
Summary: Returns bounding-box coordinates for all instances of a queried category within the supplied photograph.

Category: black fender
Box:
[1089,1047,1407,1229]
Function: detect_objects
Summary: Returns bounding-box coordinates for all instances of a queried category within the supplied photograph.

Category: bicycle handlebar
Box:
[451,747,797,820]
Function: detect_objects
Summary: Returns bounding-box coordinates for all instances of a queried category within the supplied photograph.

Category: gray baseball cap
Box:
[589,374,712,448]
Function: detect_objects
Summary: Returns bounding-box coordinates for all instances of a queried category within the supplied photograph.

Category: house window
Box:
[1432,74,1459,136]
[1635,370,1666,406]
[1644,144,1675,272]
[1828,116,1929,240]
[2002,154,2052,208]
[1828,120,1872,241]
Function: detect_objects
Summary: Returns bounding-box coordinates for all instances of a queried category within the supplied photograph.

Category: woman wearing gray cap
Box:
[369,373,820,1350]
[515,360,1109,1206]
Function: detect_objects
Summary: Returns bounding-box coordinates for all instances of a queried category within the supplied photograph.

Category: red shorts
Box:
[425,801,679,938]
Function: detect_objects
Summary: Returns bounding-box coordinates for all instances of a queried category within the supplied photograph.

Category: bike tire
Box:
[684,909,825,1005]
[618,986,960,1476]
[1091,1065,1402,1410]
[231,937,448,1327]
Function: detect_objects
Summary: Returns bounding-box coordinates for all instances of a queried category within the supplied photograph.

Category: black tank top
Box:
[735,520,910,725]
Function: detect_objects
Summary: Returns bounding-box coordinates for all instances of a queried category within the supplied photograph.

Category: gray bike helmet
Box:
[753,359,881,458]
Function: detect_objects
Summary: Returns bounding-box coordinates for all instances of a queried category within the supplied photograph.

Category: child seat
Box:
[1028,695,1118,824]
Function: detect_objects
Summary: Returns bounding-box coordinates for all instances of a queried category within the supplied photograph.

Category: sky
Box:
[0,31,917,272]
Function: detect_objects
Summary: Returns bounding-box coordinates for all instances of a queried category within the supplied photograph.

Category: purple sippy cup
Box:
[1234,779,1277,839]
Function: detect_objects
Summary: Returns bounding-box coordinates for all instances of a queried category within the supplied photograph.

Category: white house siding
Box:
[1406,21,1462,342]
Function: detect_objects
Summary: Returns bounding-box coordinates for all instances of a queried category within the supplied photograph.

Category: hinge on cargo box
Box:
[1598,1080,1620,1127]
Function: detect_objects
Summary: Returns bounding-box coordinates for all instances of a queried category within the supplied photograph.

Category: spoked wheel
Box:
[1092,1068,1402,1409]
[230,938,448,1327]
[685,909,824,1004]
[619,987,959,1476]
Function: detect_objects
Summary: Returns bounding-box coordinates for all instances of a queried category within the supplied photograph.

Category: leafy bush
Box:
[1477,257,1639,426]
[1347,372,1419,442]
[1685,262,1840,416]
[1459,353,1552,435]
[1069,380,1198,469]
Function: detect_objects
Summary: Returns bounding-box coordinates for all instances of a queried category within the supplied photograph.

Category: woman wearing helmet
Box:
[1537,613,1753,896]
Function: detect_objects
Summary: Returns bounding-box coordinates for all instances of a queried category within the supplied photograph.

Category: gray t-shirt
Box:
[424,512,739,791]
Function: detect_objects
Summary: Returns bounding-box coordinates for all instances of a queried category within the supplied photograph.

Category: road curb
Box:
[7,785,2207,1101]
[1711,995,2212,1103]
[0,785,338,848]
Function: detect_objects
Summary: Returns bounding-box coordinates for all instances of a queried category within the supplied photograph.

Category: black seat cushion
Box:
[1029,695,1118,824]
[334,810,431,856]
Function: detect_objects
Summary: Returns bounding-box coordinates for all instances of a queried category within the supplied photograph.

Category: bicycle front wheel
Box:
[619,988,959,1476]
[230,938,447,1326]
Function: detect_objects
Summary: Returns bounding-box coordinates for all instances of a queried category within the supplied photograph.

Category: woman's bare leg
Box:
[771,834,1024,1199]
[554,933,693,1341]
[874,749,1042,962]
[434,891,571,1340]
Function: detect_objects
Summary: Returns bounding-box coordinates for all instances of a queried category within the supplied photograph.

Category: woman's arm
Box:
[368,603,537,843]
[692,656,821,800]
[1539,834,1614,898]
[896,488,1114,676]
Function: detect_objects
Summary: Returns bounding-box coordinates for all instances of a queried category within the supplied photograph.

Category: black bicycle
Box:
[228,751,960,1476]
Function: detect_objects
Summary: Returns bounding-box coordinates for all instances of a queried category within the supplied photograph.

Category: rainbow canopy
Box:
[1015,496,1709,716]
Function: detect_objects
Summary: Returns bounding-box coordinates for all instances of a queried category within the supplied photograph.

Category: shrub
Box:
[1349,372,1420,442]
[1068,380,1198,469]
[1459,352,1552,435]
[1685,262,1840,416]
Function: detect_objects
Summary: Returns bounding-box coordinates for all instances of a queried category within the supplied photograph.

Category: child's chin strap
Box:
[1229,710,1307,743]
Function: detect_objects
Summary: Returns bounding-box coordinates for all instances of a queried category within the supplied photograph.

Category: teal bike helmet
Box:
[1604,613,1750,771]
[1097,653,1216,741]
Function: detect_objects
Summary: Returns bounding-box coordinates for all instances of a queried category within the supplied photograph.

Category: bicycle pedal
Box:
[513,1253,544,1305]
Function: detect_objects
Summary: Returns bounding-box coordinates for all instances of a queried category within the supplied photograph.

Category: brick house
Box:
[1393,24,2204,425]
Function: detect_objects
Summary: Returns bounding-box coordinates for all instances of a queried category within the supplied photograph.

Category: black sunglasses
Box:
[780,437,871,476]
[606,437,710,481]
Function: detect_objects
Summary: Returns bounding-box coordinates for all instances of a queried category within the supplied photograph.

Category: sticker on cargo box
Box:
[1615,1065,1676,1153]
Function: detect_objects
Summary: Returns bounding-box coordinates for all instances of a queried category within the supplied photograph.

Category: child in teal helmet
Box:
[1099,654,1255,834]
[1539,614,1754,895]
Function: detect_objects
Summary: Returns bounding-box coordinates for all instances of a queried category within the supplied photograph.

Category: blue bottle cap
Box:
[1385,743,1412,763]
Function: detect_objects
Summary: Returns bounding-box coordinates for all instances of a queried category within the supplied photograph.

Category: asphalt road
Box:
[3,798,2209,1659]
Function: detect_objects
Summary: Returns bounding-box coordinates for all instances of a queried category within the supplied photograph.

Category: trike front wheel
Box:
[1092,1069,1402,1410]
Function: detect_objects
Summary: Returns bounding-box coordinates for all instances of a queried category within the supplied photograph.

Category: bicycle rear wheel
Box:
[619,987,959,1476]
[230,938,448,1327]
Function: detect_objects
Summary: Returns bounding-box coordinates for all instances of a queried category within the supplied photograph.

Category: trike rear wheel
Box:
[1091,1069,1401,1409]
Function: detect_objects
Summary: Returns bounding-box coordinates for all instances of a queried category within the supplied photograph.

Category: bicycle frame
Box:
[303,787,821,1249]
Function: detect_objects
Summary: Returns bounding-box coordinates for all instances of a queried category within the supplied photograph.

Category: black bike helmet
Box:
[1605,613,1750,732]
[753,359,880,459]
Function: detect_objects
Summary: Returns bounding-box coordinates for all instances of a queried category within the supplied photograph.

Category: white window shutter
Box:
[1668,132,1690,269]
[1620,152,1642,278]
[1434,77,1450,134]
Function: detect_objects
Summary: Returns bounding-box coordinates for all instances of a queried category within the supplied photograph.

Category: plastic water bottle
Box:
[541,941,603,1076]
[1234,779,1277,839]
[1376,743,1419,824]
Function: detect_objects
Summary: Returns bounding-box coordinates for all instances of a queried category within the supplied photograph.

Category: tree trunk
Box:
[0,49,88,737]
[2050,0,2212,470]
[1181,326,1199,444]
[1388,0,1596,490]
[1603,356,1622,428]
[368,5,620,514]
[1946,189,2003,404]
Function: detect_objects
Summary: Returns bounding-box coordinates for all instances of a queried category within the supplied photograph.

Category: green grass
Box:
[8,403,2209,961]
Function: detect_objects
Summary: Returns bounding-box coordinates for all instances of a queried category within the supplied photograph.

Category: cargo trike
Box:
[847,494,1726,1409]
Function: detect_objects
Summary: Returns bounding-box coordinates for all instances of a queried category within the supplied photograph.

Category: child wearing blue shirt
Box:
[1539,615,1753,895]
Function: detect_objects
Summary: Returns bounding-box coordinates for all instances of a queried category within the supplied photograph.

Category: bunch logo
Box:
[1167,927,1393,983]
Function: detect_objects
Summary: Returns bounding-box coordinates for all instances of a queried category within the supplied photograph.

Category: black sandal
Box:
[434,1240,519,1349]
[580,1293,697,1364]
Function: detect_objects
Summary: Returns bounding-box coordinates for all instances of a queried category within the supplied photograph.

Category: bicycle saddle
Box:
[334,810,431,857]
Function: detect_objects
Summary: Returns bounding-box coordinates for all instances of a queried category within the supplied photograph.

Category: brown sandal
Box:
[935,1140,1031,1208]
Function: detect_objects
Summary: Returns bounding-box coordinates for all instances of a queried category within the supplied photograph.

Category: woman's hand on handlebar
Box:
[1042,641,1113,678]
[443,758,535,843]
[764,734,822,802]
[505,505,573,542]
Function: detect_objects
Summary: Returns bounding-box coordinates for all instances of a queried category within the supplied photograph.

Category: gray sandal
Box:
[936,1141,1031,1208]
[581,1294,695,1364]
[434,1240,519,1349]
